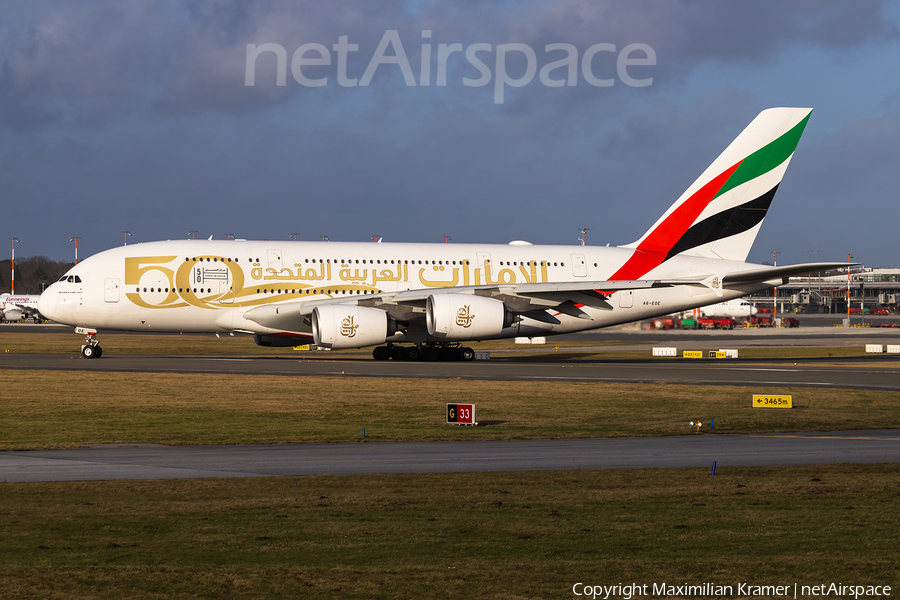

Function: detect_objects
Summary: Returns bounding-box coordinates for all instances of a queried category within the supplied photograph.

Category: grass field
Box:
[2,330,899,598]
[2,370,900,450]
[2,466,898,599]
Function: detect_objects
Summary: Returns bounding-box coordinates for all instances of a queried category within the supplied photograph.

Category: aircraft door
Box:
[571,253,587,277]
[476,252,492,284]
[104,278,120,303]
[618,290,634,308]
[267,249,283,271]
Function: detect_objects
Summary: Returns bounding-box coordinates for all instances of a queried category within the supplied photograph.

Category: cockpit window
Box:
[59,275,68,282]
[67,276,74,283]
[74,276,82,283]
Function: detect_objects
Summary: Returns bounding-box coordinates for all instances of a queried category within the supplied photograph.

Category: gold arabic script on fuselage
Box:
[248,260,549,288]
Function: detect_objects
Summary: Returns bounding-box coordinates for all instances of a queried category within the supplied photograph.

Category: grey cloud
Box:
[3,0,896,129]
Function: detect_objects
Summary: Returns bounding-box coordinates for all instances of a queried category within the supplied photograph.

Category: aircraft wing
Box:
[243,279,685,329]
[9,302,40,315]
[242,262,854,332]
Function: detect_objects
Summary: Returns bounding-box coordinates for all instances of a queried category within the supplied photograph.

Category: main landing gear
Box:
[372,343,475,362]
[81,331,103,359]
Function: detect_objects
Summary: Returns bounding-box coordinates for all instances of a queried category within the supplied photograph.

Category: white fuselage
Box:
[38,239,770,343]
[696,298,759,318]
[1,294,42,321]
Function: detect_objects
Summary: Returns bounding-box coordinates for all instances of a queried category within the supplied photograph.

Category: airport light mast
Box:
[578,228,590,246]
[290,233,300,241]
[771,251,782,323]
[847,253,853,325]
[10,238,18,294]
[70,237,81,265]
[444,236,451,244]
[188,231,198,240]
[123,231,132,246]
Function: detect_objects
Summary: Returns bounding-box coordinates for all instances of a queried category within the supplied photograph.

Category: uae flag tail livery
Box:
[613,107,812,281]
[39,107,854,361]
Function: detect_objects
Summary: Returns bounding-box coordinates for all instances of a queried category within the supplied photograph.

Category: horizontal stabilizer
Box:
[723,262,856,285]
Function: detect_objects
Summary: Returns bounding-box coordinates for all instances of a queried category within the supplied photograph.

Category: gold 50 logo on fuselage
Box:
[125,256,248,310]
[124,255,379,310]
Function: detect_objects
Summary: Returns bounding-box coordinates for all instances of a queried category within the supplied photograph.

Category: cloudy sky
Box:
[2,0,899,267]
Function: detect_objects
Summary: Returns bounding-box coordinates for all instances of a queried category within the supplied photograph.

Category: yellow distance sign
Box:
[709,351,727,359]
[683,350,703,359]
[753,395,793,408]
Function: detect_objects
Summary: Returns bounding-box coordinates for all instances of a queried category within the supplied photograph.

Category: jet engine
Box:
[3,309,24,321]
[426,294,515,341]
[312,305,399,349]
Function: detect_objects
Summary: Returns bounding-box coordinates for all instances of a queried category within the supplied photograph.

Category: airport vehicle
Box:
[750,315,773,327]
[696,298,758,318]
[698,317,736,330]
[38,107,852,360]
[0,294,44,323]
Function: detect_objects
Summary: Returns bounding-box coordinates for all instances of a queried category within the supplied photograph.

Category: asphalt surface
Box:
[4,352,900,390]
[2,431,898,482]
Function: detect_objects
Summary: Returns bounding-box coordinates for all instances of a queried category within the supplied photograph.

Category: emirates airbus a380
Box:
[39,108,849,361]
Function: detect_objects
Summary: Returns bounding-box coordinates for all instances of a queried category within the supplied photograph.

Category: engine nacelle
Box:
[312,305,397,349]
[426,294,515,341]
[3,309,24,321]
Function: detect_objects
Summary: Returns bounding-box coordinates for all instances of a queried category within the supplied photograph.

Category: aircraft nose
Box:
[37,288,56,320]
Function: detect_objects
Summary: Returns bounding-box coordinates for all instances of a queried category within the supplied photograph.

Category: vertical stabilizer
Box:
[621,107,812,268]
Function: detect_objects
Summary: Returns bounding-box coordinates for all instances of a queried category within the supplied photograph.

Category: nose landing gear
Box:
[79,329,103,359]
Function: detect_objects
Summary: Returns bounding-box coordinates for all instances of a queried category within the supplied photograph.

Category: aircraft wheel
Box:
[390,345,403,360]
[95,346,103,358]
[404,346,421,361]
[423,347,440,361]
[82,345,97,359]
[459,347,476,362]
[372,346,390,361]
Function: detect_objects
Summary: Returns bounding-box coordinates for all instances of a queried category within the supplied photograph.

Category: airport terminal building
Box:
[752,267,900,315]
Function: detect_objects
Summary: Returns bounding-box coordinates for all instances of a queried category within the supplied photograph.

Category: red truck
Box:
[698,317,736,329]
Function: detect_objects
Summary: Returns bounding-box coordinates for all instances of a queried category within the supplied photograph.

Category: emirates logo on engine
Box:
[340,315,359,338]
[456,305,475,328]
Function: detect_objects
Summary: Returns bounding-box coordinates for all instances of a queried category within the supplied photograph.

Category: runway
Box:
[3,352,900,390]
[2,431,898,482]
